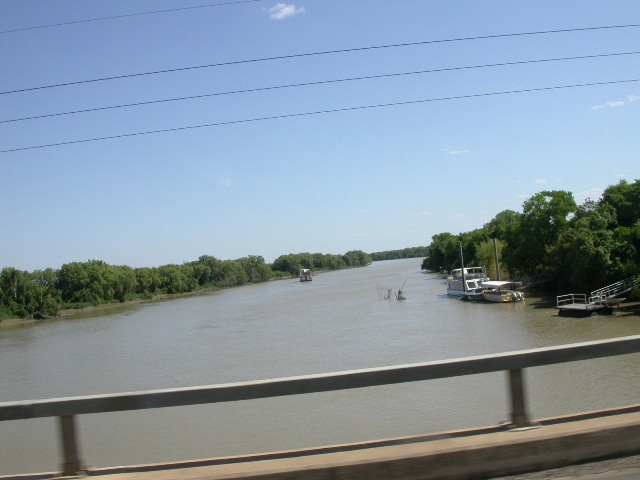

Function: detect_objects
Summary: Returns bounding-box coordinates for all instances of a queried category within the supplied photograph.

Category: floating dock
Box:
[556,276,638,317]
[556,299,611,317]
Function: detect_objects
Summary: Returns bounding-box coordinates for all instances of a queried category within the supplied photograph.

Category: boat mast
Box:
[493,238,501,281]
[459,242,466,293]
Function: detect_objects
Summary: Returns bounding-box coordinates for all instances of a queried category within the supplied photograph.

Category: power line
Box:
[2,51,638,125]
[0,1,260,35]
[2,24,639,96]
[3,78,638,154]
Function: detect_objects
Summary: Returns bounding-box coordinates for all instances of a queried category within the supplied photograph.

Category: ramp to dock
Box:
[556,276,637,316]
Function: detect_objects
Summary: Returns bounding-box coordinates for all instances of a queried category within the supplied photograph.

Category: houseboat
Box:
[299,269,312,282]
[446,267,489,297]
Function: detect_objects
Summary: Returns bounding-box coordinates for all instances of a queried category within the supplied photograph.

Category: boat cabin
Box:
[448,267,488,280]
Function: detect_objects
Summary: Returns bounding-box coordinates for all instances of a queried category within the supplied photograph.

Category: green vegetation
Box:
[370,246,429,261]
[0,251,371,321]
[421,179,640,294]
[271,251,372,276]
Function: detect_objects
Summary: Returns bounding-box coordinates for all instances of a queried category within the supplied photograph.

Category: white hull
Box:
[483,290,524,303]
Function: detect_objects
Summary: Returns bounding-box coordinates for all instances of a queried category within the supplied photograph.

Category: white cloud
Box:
[629,95,639,102]
[534,178,548,185]
[268,3,305,20]
[219,177,233,186]
[416,210,432,216]
[442,148,470,155]
[591,101,625,110]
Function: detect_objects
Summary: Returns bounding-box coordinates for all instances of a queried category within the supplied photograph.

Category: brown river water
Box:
[1,258,639,475]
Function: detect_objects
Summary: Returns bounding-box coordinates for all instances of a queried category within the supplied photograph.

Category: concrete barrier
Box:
[62,406,640,480]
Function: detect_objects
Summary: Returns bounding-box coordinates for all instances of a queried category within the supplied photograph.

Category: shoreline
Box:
[0,274,300,328]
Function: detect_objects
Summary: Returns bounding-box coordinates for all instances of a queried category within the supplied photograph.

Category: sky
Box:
[1,0,639,271]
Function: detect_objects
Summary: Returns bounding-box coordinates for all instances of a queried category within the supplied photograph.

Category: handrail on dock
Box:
[591,276,638,299]
[1,335,640,477]
[557,276,638,308]
[556,293,587,306]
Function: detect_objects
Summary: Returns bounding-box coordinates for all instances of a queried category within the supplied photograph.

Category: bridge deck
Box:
[61,407,640,480]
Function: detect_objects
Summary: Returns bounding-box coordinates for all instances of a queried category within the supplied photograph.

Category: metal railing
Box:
[556,293,588,306]
[591,276,638,299]
[2,335,640,477]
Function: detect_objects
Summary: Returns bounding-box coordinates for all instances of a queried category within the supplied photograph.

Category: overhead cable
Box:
[0,1,260,34]
[2,78,638,154]
[1,24,638,96]
[2,51,638,124]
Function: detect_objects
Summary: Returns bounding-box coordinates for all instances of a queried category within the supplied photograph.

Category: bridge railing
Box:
[2,335,640,477]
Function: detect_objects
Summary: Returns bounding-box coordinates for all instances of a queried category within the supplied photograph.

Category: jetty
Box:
[556,276,637,317]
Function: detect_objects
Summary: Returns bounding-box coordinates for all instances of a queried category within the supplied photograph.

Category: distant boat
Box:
[299,269,312,282]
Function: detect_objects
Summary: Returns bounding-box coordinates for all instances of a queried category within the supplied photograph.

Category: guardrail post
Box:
[508,368,530,428]
[59,414,84,476]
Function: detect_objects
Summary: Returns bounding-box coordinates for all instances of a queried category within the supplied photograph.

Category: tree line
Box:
[4,179,636,320]
[370,246,429,261]
[0,250,371,320]
[421,179,640,295]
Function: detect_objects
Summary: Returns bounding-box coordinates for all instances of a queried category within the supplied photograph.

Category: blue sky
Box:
[1,0,638,271]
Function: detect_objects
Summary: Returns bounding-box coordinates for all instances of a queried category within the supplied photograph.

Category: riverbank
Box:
[0,270,320,327]
[0,285,226,328]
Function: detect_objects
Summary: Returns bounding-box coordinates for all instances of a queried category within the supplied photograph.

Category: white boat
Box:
[481,281,524,303]
[447,276,489,297]
[460,281,486,301]
[299,269,312,282]
[446,267,490,297]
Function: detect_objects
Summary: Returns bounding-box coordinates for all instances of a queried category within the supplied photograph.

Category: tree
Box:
[421,233,459,271]
[509,191,577,277]
[238,255,272,282]
[601,179,640,228]
[342,250,371,267]
[134,267,161,295]
[475,239,507,280]
[483,210,522,240]
[157,265,197,294]
[28,269,60,318]
[272,255,302,276]
[215,260,248,287]
[0,267,29,317]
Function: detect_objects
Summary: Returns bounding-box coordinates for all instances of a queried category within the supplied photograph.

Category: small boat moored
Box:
[481,281,524,303]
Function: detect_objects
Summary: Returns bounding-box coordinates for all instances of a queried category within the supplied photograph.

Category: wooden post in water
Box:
[59,414,84,476]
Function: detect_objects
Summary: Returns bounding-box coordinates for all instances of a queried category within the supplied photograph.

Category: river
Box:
[1,258,639,475]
